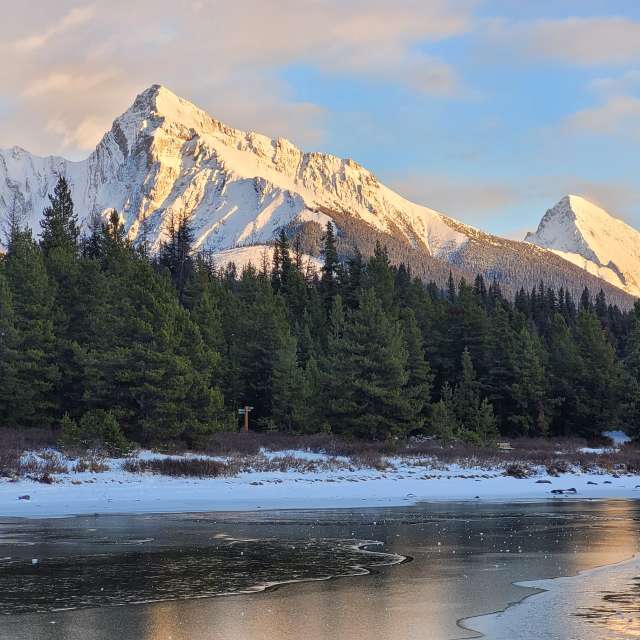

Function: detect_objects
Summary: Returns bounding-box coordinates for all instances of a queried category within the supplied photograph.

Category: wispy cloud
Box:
[0,0,475,157]
[485,16,640,66]
[14,5,96,53]
[389,173,520,219]
[565,95,640,138]
[390,172,640,237]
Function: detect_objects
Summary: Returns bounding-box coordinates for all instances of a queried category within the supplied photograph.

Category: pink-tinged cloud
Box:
[485,17,640,66]
[565,95,640,138]
[0,0,474,158]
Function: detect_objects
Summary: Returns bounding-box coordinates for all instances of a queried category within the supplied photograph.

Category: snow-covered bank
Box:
[465,554,640,639]
[2,449,640,518]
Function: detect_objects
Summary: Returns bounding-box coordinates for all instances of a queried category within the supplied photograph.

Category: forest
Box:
[1,177,639,451]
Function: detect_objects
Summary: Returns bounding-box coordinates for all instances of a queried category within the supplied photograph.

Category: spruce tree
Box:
[0,273,21,426]
[430,382,459,441]
[401,308,433,431]
[453,348,498,443]
[324,289,411,439]
[571,310,622,436]
[2,230,61,427]
[320,221,339,311]
[366,242,394,311]
[40,175,79,256]
[508,327,550,436]
[271,333,305,432]
[158,212,195,302]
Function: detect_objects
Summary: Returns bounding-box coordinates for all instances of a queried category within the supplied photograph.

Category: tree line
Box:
[1,177,639,450]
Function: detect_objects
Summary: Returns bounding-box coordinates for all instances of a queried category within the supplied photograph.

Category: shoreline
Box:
[2,448,640,519]
[462,553,640,639]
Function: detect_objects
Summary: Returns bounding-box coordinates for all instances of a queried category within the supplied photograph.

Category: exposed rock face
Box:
[0,85,468,255]
[0,85,636,305]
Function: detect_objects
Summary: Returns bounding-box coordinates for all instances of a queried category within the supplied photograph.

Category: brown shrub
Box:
[18,451,68,476]
[122,457,237,478]
[0,448,20,478]
[245,454,350,473]
[72,458,110,473]
[546,459,572,476]
[503,463,533,479]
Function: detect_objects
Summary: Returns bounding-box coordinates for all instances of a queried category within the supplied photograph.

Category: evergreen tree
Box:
[83,249,225,443]
[271,333,306,432]
[320,221,339,311]
[430,384,459,442]
[2,230,60,427]
[324,288,411,439]
[158,212,195,302]
[401,308,433,431]
[508,327,550,436]
[622,303,640,437]
[40,175,79,256]
[366,241,394,311]
[0,273,22,426]
[453,348,498,443]
[571,310,622,436]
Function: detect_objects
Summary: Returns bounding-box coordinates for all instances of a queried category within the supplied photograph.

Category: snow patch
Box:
[3,448,640,519]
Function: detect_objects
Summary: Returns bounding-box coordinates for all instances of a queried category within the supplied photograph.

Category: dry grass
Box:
[2,425,639,480]
[503,463,534,479]
[145,432,640,476]
[122,457,238,478]
[240,454,351,473]
[121,453,352,478]
[19,451,69,476]
[72,457,111,473]
[0,428,57,478]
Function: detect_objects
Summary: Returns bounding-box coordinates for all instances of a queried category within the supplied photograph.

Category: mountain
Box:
[0,84,469,253]
[525,195,640,297]
[0,85,634,305]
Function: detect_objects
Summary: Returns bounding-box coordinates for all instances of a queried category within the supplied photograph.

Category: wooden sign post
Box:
[238,405,254,433]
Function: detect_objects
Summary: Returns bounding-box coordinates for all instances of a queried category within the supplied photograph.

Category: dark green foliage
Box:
[1,182,638,446]
[1,230,60,428]
[40,176,79,257]
[323,289,413,439]
[320,221,340,311]
[60,410,130,454]
[451,349,498,444]
[157,212,195,303]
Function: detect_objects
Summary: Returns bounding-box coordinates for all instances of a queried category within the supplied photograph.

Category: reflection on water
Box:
[0,500,639,640]
[576,573,640,636]
[0,538,403,614]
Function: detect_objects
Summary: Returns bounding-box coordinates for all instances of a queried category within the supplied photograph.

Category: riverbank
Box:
[1,500,638,640]
[465,554,640,639]
[2,447,640,518]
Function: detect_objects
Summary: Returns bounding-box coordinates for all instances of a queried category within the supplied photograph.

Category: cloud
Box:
[589,70,640,96]
[389,173,520,219]
[0,0,474,157]
[390,172,640,237]
[511,176,640,229]
[13,4,96,53]
[565,95,640,138]
[485,16,640,66]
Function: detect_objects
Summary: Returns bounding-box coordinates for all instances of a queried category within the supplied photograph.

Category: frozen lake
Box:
[1,500,639,639]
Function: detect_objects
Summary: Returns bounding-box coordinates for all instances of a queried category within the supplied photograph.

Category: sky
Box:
[2,0,640,238]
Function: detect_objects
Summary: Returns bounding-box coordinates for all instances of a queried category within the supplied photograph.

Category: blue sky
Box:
[2,1,640,237]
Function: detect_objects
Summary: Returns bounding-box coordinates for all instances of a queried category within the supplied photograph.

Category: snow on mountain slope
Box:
[525,195,640,296]
[0,84,470,259]
[1,85,637,303]
[211,245,322,274]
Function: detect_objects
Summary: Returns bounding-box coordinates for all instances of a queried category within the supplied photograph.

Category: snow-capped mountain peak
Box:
[525,195,640,296]
[0,85,637,304]
[1,84,471,257]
